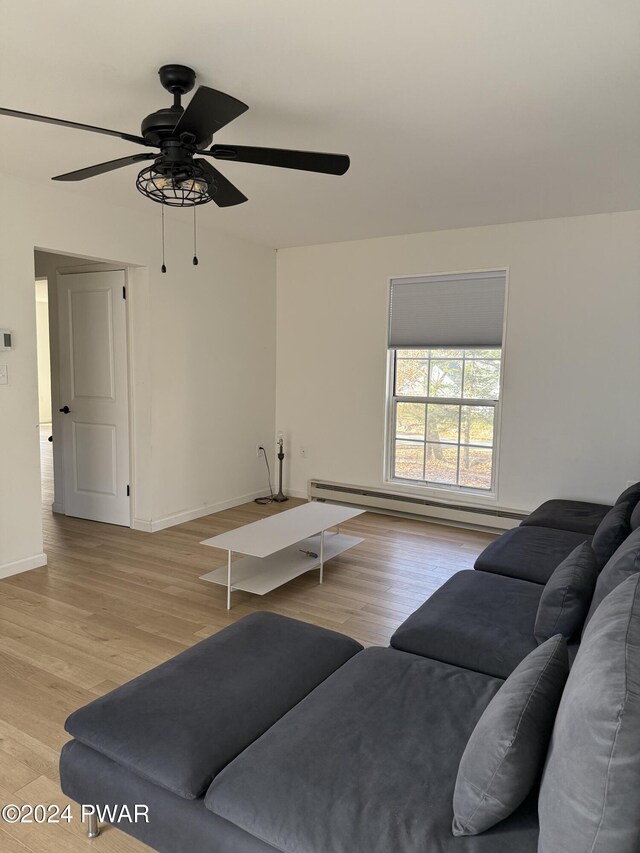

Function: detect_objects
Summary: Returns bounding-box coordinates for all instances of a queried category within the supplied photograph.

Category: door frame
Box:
[50,261,136,528]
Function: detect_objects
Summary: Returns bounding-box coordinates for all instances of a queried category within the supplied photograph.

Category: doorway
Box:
[34,250,132,528]
[34,279,54,508]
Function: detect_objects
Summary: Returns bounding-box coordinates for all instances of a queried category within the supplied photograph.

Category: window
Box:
[387,271,506,494]
[390,348,501,490]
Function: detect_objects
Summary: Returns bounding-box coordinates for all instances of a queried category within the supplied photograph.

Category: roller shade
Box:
[389,271,506,348]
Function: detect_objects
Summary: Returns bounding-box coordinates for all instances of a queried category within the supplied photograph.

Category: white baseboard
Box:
[132,490,272,533]
[131,518,154,533]
[0,552,47,580]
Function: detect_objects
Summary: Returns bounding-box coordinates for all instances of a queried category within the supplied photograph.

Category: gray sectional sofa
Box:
[59,483,640,853]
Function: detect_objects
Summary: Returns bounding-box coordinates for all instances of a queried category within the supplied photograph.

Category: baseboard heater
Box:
[308,480,527,532]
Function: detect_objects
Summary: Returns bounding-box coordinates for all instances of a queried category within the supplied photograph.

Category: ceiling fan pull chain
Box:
[193,206,199,266]
[161,203,167,274]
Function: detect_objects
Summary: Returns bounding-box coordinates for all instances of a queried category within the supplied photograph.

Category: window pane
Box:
[396,358,429,396]
[465,349,501,360]
[426,404,460,444]
[463,359,500,399]
[429,359,463,397]
[459,447,493,489]
[396,402,425,440]
[430,348,464,358]
[396,348,430,359]
[425,443,458,484]
[394,440,424,480]
[460,406,494,446]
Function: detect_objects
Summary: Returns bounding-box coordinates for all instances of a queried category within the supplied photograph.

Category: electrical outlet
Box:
[256,444,264,458]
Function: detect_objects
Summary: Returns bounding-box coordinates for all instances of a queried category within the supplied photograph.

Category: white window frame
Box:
[383,268,508,503]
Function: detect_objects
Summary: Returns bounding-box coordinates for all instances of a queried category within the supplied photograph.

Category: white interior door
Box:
[56,269,130,526]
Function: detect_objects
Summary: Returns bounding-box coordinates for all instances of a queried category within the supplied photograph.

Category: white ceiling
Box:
[1,0,639,248]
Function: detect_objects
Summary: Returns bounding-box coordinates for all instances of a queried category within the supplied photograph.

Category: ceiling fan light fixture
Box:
[135,165,212,207]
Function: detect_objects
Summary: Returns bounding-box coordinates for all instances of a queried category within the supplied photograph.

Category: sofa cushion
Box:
[474,526,591,585]
[520,499,611,536]
[584,527,640,626]
[538,574,640,853]
[631,500,640,531]
[590,501,632,566]
[390,570,541,679]
[64,612,362,800]
[616,480,640,507]
[534,543,599,643]
[453,636,568,837]
[206,648,540,853]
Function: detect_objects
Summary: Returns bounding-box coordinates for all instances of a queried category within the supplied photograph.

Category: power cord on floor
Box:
[255,447,275,505]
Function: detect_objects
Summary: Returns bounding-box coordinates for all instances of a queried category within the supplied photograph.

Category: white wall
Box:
[0,173,276,576]
[276,211,640,511]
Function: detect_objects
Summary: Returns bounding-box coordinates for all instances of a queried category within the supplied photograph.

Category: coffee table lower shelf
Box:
[200,532,363,600]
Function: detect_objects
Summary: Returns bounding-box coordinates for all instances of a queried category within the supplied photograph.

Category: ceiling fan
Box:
[0,64,351,209]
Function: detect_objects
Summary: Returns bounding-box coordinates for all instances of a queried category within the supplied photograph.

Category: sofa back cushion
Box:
[591,502,631,565]
[534,543,599,644]
[616,480,640,507]
[584,527,640,626]
[538,574,640,853]
[452,635,568,837]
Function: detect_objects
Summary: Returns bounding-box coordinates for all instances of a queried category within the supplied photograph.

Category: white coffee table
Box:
[200,502,364,609]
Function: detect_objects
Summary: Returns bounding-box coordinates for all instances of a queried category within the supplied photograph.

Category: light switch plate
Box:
[0,365,7,385]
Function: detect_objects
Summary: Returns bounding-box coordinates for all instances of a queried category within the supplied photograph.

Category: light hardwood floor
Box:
[0,429,495,851]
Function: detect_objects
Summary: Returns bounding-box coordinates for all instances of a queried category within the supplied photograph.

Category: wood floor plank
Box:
[0,827,33,853]
[0,428,496,850]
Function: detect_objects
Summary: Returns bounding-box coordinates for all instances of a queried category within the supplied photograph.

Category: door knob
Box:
[59,405,71,414]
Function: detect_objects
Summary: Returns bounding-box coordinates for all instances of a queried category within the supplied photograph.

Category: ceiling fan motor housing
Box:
[141,105,184,146]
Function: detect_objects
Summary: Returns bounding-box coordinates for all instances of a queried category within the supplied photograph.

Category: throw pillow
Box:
[534,542,599,643]
[584,527,640,627]
[616,480,640,507]
[452,635,569,837]
[591,502,631,566]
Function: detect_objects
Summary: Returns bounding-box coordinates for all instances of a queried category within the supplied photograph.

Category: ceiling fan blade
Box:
[197,159,248,207]
[207,145,350,175]
[52,152,156,182]
[0,107,150,146]
[173,87,248,145]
